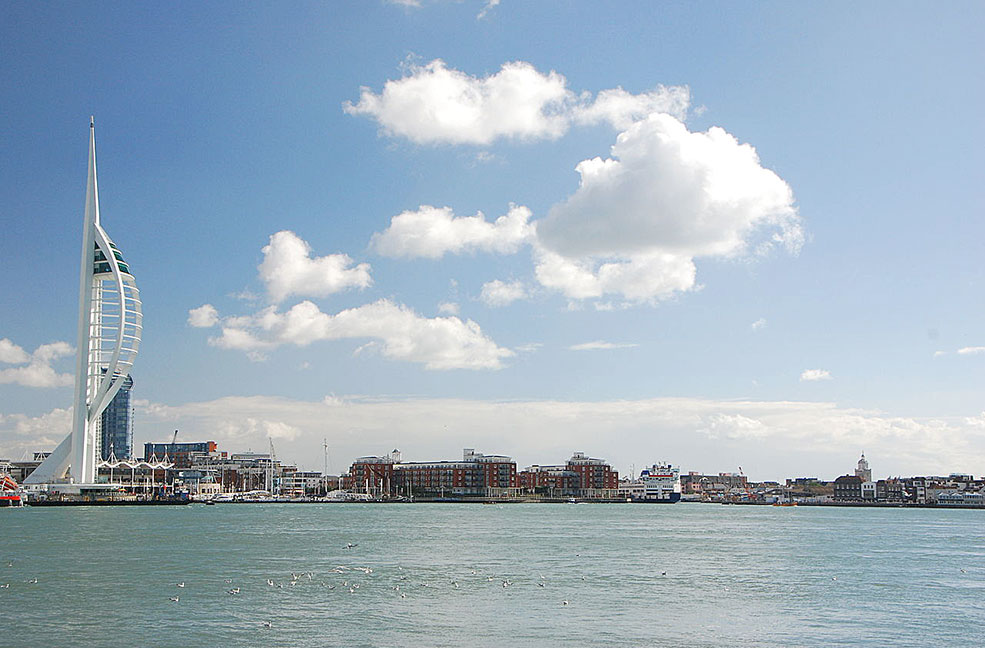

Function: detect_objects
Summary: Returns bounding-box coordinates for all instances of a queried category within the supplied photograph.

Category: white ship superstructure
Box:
[618,463,681,503]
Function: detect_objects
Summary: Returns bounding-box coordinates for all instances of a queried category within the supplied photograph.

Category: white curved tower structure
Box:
[26,120,142,485]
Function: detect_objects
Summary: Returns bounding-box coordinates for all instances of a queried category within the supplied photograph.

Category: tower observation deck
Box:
[26,120,142,485]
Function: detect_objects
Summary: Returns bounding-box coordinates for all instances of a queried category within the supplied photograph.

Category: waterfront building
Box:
[875,478,904,502]
[681,472,749,497]
[26,120,142,486]
[518,452,619,498]
[342,448,518,497]
[833,474,863,500]
[518,465,581,495]
[565,452,619,491]
[344,452,397,495]
[100,374,133,460]
[855,453,872,482]
[143,441,221,469]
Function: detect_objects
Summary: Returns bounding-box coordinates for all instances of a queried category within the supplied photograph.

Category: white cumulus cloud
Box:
[209,299,513,371]
[800,369,832,382]
[480,279,528,307]
[0,338,31,364]
[534,248,697,302]
[534,112,800,302]
[259,231,372,303]
[957,346,985,355]
[187,304,219,328]
[0,340,74,388]
[371,204,534,259]
[344,59,689,145]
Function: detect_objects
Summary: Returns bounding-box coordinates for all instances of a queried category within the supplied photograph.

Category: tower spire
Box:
[25,119,143,486]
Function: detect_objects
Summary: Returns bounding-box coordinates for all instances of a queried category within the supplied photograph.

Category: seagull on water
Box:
[344,543,358,550]
[0,584,9,589]
[5,560,12,568]
[175,582,185,588]
[538,582,545,588]
[267,579,275,587]
[261,621,272,629]
[562,600,569,606]
[228,587,241,595]
[169,596,179,602]
[27,578,38,584]
[224,579,232,584]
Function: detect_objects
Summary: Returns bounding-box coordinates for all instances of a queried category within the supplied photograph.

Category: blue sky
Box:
[1,1,983,480]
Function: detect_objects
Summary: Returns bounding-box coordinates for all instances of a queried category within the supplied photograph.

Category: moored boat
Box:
[618,463,682,503]
[1,473,24,507]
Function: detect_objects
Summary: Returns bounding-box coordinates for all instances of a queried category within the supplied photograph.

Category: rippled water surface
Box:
[1,503,983,647]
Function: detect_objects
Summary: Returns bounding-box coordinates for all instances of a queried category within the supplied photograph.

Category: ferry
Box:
[1,473,24,507]
[618,463,682,503]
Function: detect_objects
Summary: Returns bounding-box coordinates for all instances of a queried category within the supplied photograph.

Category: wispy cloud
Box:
[957,346,985,355]
[568,340,639,351]
[480,279,528,307]
[800,369,832,382]
[477,0,500,20]
[751,318,766,331]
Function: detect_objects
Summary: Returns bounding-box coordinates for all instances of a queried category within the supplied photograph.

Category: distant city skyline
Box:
[1,2,983,481]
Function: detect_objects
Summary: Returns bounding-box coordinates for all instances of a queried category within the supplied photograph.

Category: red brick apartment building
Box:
[518,452,619,497]
[343,448,517,497]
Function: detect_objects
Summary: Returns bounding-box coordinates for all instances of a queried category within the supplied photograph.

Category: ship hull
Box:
[632,493,681,504]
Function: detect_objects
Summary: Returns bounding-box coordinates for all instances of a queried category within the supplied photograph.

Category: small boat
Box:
[1,473,23,507]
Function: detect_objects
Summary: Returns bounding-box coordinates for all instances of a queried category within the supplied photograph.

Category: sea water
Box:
[0,503,982,647]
